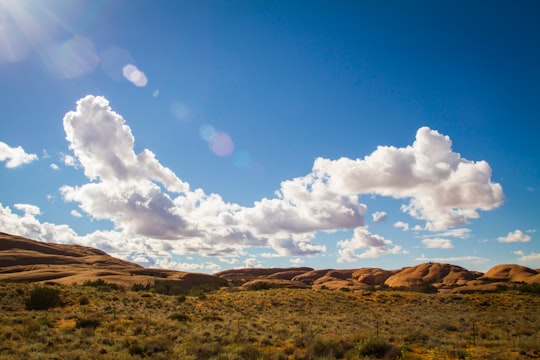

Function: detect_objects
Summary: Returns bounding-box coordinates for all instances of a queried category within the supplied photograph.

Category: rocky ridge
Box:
[1,232,539,293]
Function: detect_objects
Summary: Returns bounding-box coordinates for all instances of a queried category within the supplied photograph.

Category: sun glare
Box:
[0,0,101,78]
[0,0,39,63]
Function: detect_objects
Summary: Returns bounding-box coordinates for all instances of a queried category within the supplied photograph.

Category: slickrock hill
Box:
[240,279,310,290]
[291,269,331,284]
[215,267,313,283]
[0,232,226,289]
[480,264,540,283]
[352,268,397,285]
[0,232,140,270]
[1,232,539,292]
[383,262,480,288]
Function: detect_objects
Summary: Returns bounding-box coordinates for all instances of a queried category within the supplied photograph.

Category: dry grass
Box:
[0,281,538,359]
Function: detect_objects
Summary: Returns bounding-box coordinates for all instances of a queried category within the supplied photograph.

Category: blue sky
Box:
[0,0,539,273]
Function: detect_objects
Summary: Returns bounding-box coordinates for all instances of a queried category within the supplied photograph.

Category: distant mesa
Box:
[0,232,539,293]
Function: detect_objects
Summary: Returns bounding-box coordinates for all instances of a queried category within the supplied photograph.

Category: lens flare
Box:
[170,101,190,121]
[199,124,216,142]
[231,149,251,168]
[209,132,234,157]
[100,46,134,81]
[0,17,29,63]
[45,35,99,79]
[122,64,148,87]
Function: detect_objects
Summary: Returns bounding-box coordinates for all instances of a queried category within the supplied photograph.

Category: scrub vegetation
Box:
[0,281,539,359]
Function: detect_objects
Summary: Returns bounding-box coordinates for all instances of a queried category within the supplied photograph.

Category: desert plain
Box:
[0,232,539,359]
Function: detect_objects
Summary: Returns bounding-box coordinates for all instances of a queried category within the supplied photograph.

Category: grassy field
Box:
[0,281,538,359]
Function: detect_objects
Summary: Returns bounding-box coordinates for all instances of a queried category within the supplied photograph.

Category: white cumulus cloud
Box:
[394,221,409,231]
[14,203,41,216]
[313,127,504,231]
[0,96,506,268]
[337,227,405,262]
[0,141,38,168]
[372,211,388,223]
[70,210,82,218]
[498,229,531,243]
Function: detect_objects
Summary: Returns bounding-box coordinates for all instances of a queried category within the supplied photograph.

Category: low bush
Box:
[410,284,438,294]
[25,286,62,310]
[236,344,262,360]
[82,279,123,291]
[358,338,394,359]
[168,313,191,322]
[78,295,89,305]
[76,318,100,329]
[153,281,185,295]
[128,342,145,356]
[306,337,348,358]
[131,283,150,292]
[517,283,540,294]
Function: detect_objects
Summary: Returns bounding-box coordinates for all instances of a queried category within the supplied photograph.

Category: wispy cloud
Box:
[428,228,471,239]
[513,251,540,266]
[422,238,454,249]
[0,141,38,168]
[415,255,488,264]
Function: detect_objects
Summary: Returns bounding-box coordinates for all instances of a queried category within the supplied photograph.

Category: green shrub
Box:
[237,344,262,360]
[168,313,191,322]
[78,295,89,305]
[75,318,100,329]
[247,281,272,291]
[131,283,150,292]
[83,279,122,291]
[153,281,185,295]
[306,337,348,358]
[128,342,145,356]
[189,283,220,297]
[410,284,438,294]
[404,330,429,344]
[517,283,540,294]
[358,338,393,358]
[25,286,62,310]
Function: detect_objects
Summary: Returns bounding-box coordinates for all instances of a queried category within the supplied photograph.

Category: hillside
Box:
[0,232,226,290]
[1,232,539,292]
